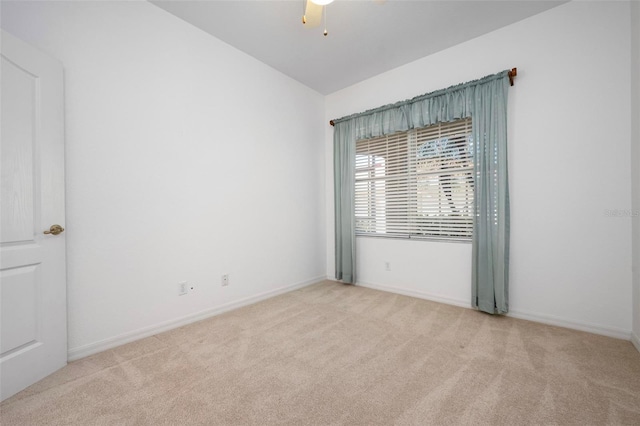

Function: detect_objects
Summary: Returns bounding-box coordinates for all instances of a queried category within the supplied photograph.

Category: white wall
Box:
[2,1,326,358]
[631,0,640,351]
[325,1,633,338]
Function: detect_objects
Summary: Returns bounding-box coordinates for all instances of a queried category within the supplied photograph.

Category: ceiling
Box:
[150,0,566,95]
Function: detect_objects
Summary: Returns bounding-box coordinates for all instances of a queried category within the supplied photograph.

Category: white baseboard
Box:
[357,280,632,341]
[632,331,640,352]
[356,281,470,309]
[68,276,326,361]
[506,309,631,341]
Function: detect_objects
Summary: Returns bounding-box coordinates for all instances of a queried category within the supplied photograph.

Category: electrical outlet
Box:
[385,262,391,271]
[178,281,188,296]
[221,274,229,287]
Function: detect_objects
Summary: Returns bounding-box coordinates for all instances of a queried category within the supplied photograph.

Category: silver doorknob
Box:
[44,224,64,235]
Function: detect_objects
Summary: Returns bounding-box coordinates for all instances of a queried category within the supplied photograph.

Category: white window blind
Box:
[355,117,474,241]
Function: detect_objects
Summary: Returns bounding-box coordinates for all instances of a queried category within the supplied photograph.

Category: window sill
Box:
[355,233,472,244]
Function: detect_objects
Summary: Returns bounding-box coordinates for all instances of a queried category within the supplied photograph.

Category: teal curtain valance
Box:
[332,70,511,315]
[332,71,508,140]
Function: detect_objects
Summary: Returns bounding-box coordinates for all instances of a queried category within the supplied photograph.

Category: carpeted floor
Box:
[2,280,640,425]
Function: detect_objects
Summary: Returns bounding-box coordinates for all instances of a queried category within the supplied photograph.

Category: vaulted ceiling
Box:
[151,1,566,94]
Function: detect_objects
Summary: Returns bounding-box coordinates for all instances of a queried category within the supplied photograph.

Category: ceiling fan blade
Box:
[303,0,322,28]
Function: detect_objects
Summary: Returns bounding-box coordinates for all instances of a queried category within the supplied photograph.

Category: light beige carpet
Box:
[2,280,640,425]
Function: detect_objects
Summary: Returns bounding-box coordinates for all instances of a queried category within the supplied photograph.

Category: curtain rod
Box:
[329,67,517,127]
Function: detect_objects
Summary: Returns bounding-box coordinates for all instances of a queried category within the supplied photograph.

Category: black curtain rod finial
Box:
[508,68,517,86]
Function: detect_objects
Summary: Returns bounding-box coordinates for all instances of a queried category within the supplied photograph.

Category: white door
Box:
[0,30,66,401]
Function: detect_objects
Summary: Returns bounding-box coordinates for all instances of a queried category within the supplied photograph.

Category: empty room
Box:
[1,0,639,424]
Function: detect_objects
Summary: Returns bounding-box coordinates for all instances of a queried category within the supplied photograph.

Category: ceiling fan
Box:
[302,0,332,36]
[302,0,385,37]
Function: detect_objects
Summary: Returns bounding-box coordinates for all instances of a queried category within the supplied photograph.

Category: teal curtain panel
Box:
[333,120,357,284]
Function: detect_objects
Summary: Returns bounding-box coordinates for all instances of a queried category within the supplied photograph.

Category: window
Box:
[355,117,474,241]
